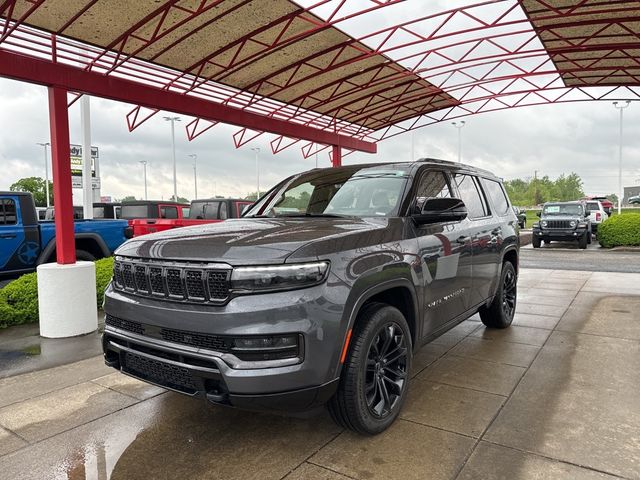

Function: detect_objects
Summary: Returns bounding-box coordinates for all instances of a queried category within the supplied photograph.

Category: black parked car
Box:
[512,206,526,228]
[532,201,592,249]
[103,159,520,434]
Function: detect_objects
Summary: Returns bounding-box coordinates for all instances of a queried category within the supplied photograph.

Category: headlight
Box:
[230,261,329,293]
[569,220,577,228]
[541,220,548,227]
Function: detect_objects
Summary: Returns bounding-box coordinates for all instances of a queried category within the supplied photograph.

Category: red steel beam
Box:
[48,86,76,264]
[332,145,342,167]
[0,49,376,153]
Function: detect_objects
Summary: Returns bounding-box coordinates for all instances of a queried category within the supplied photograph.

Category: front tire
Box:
[479,261,517,329]
[328,303,411,435]
[578,234,588,249]
[532,236,541,248]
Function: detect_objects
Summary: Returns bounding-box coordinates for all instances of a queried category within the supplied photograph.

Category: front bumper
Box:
[533,228,587,241]
[102,283,345,412]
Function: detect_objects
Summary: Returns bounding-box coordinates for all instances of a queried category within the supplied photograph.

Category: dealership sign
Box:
[70,144,99,188]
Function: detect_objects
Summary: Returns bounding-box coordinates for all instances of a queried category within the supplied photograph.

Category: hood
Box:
[115,217,389,265]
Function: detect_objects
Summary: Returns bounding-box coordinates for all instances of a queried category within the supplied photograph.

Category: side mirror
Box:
[536,211,541,217]
[414,197,467,225]
[584,210,590,217]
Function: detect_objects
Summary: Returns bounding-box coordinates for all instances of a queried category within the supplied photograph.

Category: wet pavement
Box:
[1,269,639,480]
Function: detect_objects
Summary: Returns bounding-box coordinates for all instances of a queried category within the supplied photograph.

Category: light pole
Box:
[139,160,148,200]
[188,154,198,199]
[164,116,181,201]
[613,101,631,214]
[451,121,466,163]
[251,147,260,198]
[36,142,51,207]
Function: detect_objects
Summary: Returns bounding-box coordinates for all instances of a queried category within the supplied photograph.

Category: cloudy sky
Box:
[1,0,639,202]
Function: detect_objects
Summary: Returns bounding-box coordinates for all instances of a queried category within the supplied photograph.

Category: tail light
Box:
[596,212,601,221]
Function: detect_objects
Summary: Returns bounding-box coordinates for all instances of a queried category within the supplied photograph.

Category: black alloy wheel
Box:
[479,261,517,328]
[364,322,408,418]
[501,267,517,321]
[328,303,412,435]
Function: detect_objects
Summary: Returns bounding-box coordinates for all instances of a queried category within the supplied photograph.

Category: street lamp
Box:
[188,154,198,199]
[613,101,631,214]
[451,121,466,163]
[139,160,148,200]
[164,116,181,201]
[251,147,260,198]
[36,142,51,207]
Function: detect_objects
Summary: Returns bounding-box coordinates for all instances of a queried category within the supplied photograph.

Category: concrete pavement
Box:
[0,268,639,479]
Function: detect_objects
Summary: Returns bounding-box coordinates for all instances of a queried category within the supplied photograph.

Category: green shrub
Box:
[0,257,114,329]
[598,214,640,248]
[0,273,39,329]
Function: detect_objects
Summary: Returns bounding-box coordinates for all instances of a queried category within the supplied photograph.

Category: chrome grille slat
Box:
[113,259,230,304]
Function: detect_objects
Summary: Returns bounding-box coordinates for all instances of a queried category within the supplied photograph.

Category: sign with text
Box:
[70,144,98,176]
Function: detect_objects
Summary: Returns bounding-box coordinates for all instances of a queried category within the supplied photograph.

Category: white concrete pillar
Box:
[37,261,98,338]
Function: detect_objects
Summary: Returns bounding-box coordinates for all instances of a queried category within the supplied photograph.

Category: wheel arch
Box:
[37,233,111,264]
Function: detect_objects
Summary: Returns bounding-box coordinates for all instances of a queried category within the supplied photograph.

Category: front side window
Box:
[245,166,410,218]
[453,174,488,219]
[415,170,452,212]
[483,179,510,216]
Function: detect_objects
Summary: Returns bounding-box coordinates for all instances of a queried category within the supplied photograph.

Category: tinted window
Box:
[0,199,17,225]
[219,202,228,220]
[587,202,599,211]
[121,205,151,219]
[190,201,220,219]
[454,174,488,219]
[182,207,190,217]
[483,179,510,216]
[93,206,106,218]
[161,206,178,219]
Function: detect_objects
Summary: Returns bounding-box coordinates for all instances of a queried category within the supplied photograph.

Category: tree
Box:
[120,195,138,202]
[10,177,53,207]
[169,195,189,203]
[504,172,585,206]
[244,192,260,201]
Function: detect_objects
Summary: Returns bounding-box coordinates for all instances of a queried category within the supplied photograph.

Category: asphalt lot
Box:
[520,237,640,273]
[1,268,639,480]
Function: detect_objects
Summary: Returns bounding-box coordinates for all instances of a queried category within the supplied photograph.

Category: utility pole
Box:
[534,170,538,206]
[451,121,466,162]
[251,147,260,198]
[613,101,631,214]
[36,142,51,207]
[164,116,181,201]
[188,154,198,199]
[139,160,148,200]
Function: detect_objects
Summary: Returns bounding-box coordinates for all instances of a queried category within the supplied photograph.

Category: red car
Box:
[131,198,252,236]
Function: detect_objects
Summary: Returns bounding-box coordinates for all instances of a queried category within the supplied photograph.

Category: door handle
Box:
[0,234,16,239]
[456,236,470,244]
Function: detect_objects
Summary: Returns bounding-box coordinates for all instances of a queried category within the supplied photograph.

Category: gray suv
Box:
[103,159,519,434]
[532,201,592,249]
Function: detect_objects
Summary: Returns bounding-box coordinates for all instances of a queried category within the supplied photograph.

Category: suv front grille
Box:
[546,220,572,229]
[113,258,231,304]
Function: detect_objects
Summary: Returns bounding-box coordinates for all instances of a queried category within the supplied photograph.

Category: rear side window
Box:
[483,179,510,216]
[453,174,488,219]
[0,199,17,225]
[587,202,599,211]
[160,206,178,219]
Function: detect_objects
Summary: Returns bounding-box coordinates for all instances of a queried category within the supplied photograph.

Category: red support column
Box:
[48,86,76,264]
[332,145,342,167]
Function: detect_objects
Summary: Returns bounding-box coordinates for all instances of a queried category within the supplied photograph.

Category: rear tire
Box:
[328,303,411,435]
[76,249,96,261]
[532,236,541,248]
[479,261,517,329]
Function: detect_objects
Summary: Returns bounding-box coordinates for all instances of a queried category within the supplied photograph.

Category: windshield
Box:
[244,165,410,218]
[543,204,583,216]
